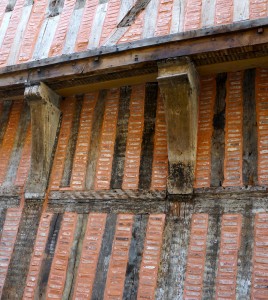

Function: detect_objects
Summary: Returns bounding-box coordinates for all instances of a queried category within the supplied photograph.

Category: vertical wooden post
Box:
[24,82,61,199]
[157,57,199,194]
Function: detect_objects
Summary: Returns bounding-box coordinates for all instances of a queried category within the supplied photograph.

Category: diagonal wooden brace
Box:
[24,82,61,199]
[157,57,199,195]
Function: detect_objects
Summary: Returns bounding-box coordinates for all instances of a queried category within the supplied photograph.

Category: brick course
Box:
[215,0,234,25]
[184,0,203,30]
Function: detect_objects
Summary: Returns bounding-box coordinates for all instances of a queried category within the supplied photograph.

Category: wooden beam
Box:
[157,57,199,195]
[24,82,61,199]
[0,18,267,98]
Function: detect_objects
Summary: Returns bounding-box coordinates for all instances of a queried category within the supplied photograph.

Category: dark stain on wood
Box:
[0,208,6,241]
[61,96,82,187]
[86,90,106,190]
[2,204,42,299]
[111,86,131,189]
[48,0,65,17]
[211,73,227,187]
[123,214,148,300]
[243,69,257,186]
[169,162,194,194]
[38,213,62,299]
[138,83,157,190]
[91,214,117,300]
[0,101,12,146]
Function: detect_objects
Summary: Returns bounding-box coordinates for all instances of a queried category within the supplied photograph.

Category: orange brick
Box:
[184,0,203,31]
[73,213,107,299]
[95,88,119,190]
[151,91,168,190]
[75,0,99,52]
[252,213,268,300]
[137,214,165,299]
[49,0,76,57]
[46,212,77,299]
[50,97,76,190]
[15,124,31,187]
[256,68,268,185]
[118,10,145,44]
[184,214,208,300]
[122,85,145,190]
[22,212,53,300]
[0,208,22,298]
[250,0,267,19]
[0,0,24,66]
[104,214,134,299]
[223,71,243,187]
[215,214,242,300]
[215,0,234,25]
[195,76,216,188]
[155,0,173,36]
[99,0,121,46]
[71,93,98,190]
[0,100,24,185]
[18,0,48,63]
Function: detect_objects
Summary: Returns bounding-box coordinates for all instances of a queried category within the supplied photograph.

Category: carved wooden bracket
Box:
[24,82,61,199]
[157,57,199,195]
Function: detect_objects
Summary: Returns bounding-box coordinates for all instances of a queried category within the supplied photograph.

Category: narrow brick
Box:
[50,97,76,190]
[73,213,106,299]
[0,100,23,185]
[49,0,76,57]
[250,0,267,19]
[215,214,242,300]
[0,208,22,298]
[195,76,216,188]
[18,0,48,63]
[223,71,243,187]
[104,214,134,299]
[184,0,203,30]
[252,213,268,300]
[256,68,268,185]
[22,212,53,300]
[75,0,98,52]
[46,212,77,299]
[151,91,168,190]
[94,88,119,190]
[155,0,173,36]
[15,124,31,187]
[0,0,24,66]
[122,84,145,190]
[215,0,234,25]
[184,214,209,300]
[137,214,165,299]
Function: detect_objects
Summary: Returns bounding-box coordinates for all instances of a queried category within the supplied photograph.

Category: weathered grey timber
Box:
[24,82,61,199]
[243,69,258,186]
[157,57,199,194]
[2,203,43,299]
[211,73,226,187]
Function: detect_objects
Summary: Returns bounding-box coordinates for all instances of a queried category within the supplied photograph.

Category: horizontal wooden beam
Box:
[0,18,267,99]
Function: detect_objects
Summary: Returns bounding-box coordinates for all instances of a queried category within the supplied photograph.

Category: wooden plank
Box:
[85,90,106,190]
[0,1,8,27]
[139,83,158,190]
[234,0,249,22]
[118,0,135,22]
[32,16,60,60]
[210,73,227,187]
[0,12,11,49]
[5,4,32,66]
[88,2,108,49]
[62,7,84,55]
[170,0,185,33]
[142,0,160,38]
[202,0,216,27]
[242,69,257,186]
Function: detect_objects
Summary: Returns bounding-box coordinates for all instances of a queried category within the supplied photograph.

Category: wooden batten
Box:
[157,57,199,195]
[24,82,61,199]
